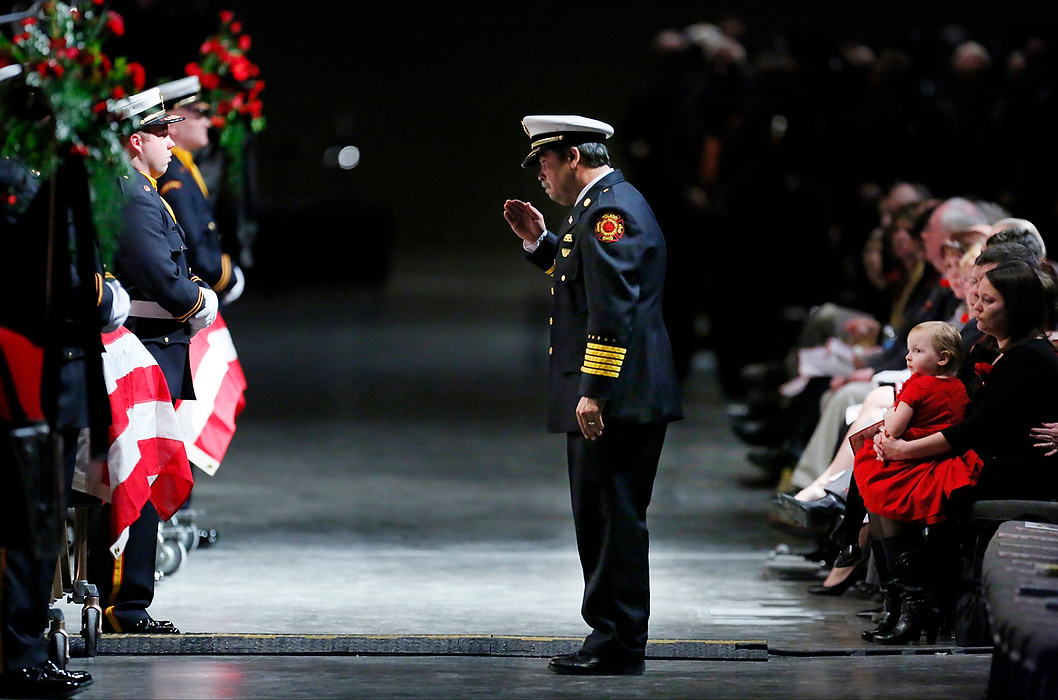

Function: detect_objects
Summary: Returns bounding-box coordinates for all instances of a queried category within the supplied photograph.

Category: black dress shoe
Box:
[103,616,180,634]
[40,661,92,687]
[773,492,845,530]
[0,667,82,698]
[807,557,868,596]
[548,651,645,676]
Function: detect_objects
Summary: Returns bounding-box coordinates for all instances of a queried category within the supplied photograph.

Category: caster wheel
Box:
[82,607,101,657]
[156,538,187,578]
[47,626,70,669]
[178,525,198,553]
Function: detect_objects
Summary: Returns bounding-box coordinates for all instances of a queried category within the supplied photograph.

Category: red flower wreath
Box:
[974,362,993,377]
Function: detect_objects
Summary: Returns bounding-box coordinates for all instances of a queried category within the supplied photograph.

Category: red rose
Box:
[238,35,251,51]
[974,362,993,377]
[21,16,36,26]
[93,0,104,5]
[106,11,125,37]
[93,101,108,114]
[231,21,242,33]
[185,62,202,77]
[248,99,262,119]
[70,144,89,157]
[220,10,234,23]
[111,85,125,99]
[231,58,250,82]
[200,72,219,89]
[7,194,17,206]
[63,47,80,61]
[210,115,226,129]
[127,61,145,90]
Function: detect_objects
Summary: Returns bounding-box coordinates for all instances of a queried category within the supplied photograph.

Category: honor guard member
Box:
[503,116,682,675]
[85,88,218,635]
[156,76,245,305]
[1,65,125,697]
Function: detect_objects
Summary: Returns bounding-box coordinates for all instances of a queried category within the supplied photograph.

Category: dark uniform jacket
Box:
[527,169,683,433]
[157,148,237,295]
[113,170,206,399]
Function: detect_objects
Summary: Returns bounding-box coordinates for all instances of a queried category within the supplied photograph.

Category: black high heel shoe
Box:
[807,557,867,596]
[832,543,862,568]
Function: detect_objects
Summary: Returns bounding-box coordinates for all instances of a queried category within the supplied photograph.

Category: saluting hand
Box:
[503,199,546,243]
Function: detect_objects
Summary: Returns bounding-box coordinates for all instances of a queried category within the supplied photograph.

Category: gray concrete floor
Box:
[55,252,992,698]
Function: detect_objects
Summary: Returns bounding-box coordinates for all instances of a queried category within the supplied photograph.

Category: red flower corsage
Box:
[974,362,993,377]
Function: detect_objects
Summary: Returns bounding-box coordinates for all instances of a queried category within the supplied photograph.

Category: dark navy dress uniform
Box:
[113,170,206,401]
[157,147,238,296]
[87,169,207,634]
[527,168,682,666]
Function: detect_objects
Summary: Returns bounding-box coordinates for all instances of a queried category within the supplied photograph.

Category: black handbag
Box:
[0,347,65,557]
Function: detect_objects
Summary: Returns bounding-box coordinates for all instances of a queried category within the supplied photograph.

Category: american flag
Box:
[73,327,194,558]
[174,312,246,475]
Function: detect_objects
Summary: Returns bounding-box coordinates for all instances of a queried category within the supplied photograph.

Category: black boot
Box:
[862,538,900,641]
[871,533,940,645]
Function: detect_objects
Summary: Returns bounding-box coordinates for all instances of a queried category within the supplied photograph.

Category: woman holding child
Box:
[869,260,1058,643]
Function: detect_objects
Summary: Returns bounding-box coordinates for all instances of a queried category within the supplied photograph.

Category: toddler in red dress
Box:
[853,320,983,645]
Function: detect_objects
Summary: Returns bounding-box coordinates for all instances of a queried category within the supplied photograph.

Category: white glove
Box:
[102,279,131,333]
[220,265,245,305]
[189,288,219,336]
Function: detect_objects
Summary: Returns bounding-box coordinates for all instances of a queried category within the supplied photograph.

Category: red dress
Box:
[854,373,983,524]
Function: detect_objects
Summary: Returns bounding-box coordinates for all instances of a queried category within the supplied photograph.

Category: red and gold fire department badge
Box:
[595,212,624,243]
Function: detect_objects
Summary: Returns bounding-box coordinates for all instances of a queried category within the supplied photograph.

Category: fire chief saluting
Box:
[503,115,683,676]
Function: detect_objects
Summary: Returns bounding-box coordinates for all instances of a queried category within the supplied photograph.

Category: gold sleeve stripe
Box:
[544,263,556,276]
[94,273,104,306]
[582,366,619,378]
[104,271,116,280]
[586,342,626,356]
[584,359,622,373]
[584,355,623,368]
[214,254,232,291]
[585,348,625,361]
[176,289,204,323]
[159,180,182,195]
[190,275,204,284]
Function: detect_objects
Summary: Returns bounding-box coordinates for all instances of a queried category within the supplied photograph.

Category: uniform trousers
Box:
[567,421,667,663]
[87,501,160,631]
[0,549,53,674]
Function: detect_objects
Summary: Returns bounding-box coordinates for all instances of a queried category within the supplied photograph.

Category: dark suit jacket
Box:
[157,148,237,294]
[113,171,205,399]
[527,169,683,433]
[944,338,1058,500]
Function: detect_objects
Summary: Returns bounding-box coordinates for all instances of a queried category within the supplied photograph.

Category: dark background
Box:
[101,0,1058,262]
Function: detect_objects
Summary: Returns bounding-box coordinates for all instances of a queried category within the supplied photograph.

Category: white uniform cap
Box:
[520,114,614,168]
[157,76,203,106]
[0,64,22,82]
[108,87,185,130]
